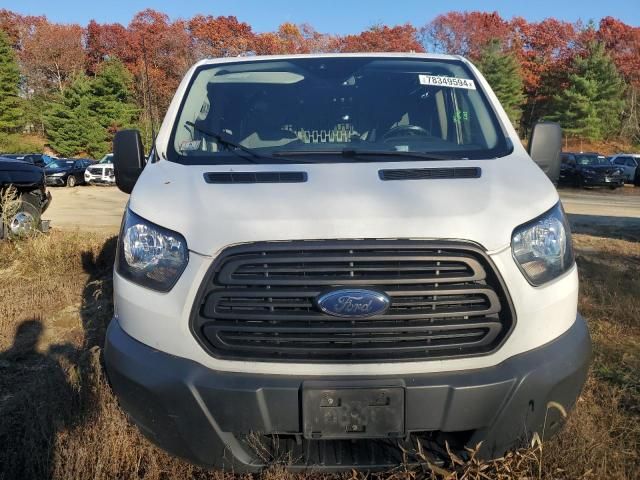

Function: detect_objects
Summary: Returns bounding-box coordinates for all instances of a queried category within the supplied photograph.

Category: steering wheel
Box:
[382,124,431,141]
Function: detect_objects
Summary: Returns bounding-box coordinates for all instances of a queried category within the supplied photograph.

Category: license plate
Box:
[302,386,404,439]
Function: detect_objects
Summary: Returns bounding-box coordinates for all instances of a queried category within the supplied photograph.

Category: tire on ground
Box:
[1,193,42,239]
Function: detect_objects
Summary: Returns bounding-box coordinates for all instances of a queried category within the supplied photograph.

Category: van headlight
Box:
[511,203,574,286]
[117,209,188,291]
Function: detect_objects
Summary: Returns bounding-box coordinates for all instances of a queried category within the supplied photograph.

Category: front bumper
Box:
[85,174,115,184]
[582,175,624,187]
[45,176,66,186]
[104,315,591,471]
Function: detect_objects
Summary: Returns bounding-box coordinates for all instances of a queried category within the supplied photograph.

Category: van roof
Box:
[194,52,466,68]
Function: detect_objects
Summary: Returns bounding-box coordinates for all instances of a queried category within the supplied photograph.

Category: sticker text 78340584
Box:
[418,75,476,90]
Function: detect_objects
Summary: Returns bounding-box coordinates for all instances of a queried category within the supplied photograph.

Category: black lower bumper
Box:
[583,176,624,187]
[104,316,591,471]
[45,177,66,186]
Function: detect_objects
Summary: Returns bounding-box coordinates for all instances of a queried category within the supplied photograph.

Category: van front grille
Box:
[191,240,514,362]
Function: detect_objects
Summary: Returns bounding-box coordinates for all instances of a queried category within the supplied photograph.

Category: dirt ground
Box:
[43,185,129,233]
[42,184,640,235]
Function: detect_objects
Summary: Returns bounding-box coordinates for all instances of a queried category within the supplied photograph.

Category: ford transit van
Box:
[104,53,590,471]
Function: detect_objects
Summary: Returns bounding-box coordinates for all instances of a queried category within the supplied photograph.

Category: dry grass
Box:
[0,230,638,479]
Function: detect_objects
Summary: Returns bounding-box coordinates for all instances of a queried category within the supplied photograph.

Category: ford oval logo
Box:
[316,289,390,318]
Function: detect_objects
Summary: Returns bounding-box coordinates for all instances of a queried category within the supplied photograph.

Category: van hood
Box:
[129,153,559,255]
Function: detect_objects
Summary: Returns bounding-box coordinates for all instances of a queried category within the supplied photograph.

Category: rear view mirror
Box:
[113,130,145,194]
[528,121,562,185]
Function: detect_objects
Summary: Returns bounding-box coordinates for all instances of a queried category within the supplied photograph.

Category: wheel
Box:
[66,175,76,187]
[1,196,40,239]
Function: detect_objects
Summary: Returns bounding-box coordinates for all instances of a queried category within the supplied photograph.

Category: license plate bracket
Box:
[302,386,405,440]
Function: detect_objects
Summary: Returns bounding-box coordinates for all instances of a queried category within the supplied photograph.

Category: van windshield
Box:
[169,57,512,164]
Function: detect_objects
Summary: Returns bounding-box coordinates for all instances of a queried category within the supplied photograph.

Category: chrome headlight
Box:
[49,172,65,177]
[116,209,188,291]
[511,203,574,286]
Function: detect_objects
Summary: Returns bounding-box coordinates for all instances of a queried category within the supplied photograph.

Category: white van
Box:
[104,53,590,471]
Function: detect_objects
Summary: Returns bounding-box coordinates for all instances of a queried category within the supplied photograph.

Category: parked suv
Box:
[609,153,640,185]
[105,54,590,471]
[559,152,625,189]
[1,155,51,238]
[84,154,115,185]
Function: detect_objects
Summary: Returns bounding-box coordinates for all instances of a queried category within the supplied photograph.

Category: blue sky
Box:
[2,0,639,31]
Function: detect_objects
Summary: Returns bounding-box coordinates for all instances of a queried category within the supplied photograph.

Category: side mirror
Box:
[528,121,562,185]
[113,130,145,194]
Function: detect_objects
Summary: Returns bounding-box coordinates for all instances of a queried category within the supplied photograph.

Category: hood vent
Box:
[379,167,481,181]
[204,171,307,184]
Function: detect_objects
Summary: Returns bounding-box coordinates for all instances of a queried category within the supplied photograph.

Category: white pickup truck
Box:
[104,53,590,471]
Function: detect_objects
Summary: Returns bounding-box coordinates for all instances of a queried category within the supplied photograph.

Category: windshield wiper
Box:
[185,122,312,164]
[186,121,263,162]
[271,148,462,161]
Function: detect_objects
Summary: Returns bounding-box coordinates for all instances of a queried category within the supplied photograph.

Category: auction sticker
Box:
[419,75,476,90]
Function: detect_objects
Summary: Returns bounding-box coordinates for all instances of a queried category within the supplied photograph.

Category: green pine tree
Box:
[475,39,525,129]
[549,42,625,140]
[89,59,138,153]
[44,60,137,157]
[0,30,24,132]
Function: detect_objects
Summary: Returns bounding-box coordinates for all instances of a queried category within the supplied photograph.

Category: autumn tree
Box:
[0,30,23,132]
[509,17,578,132]
[85,20,131,74]
[128,9,192,141]
[253,23,327,55]
[596,17,640,143]
[476,40,524,128]
[336,24,423,53]
[188,15,254,59]
[21,22,85,93]
[421,12,510,58]
[549,42,625,140]
[0,9,21,46]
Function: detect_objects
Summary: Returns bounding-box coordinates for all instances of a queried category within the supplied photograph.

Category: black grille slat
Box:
[378,167,481,181]
[235,263,469,274]
[203,286,499,319]
[207,320,502,334]
[206,307,497,322]
[204,171,308,184]
[218,331,488,343]
[191,240,514,362]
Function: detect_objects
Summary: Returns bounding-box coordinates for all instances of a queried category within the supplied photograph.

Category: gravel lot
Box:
[43,184,640,234]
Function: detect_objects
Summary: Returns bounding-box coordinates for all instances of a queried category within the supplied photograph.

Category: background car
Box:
[45,159,93,187]
[0,155,51,238]
[560,152,625,189]
[84,153,115,185]
[0,153,55,168]
[609,154,640,185]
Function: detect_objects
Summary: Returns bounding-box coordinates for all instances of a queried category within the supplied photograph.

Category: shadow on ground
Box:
[0,236,117,479]
[568,213,640,242]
